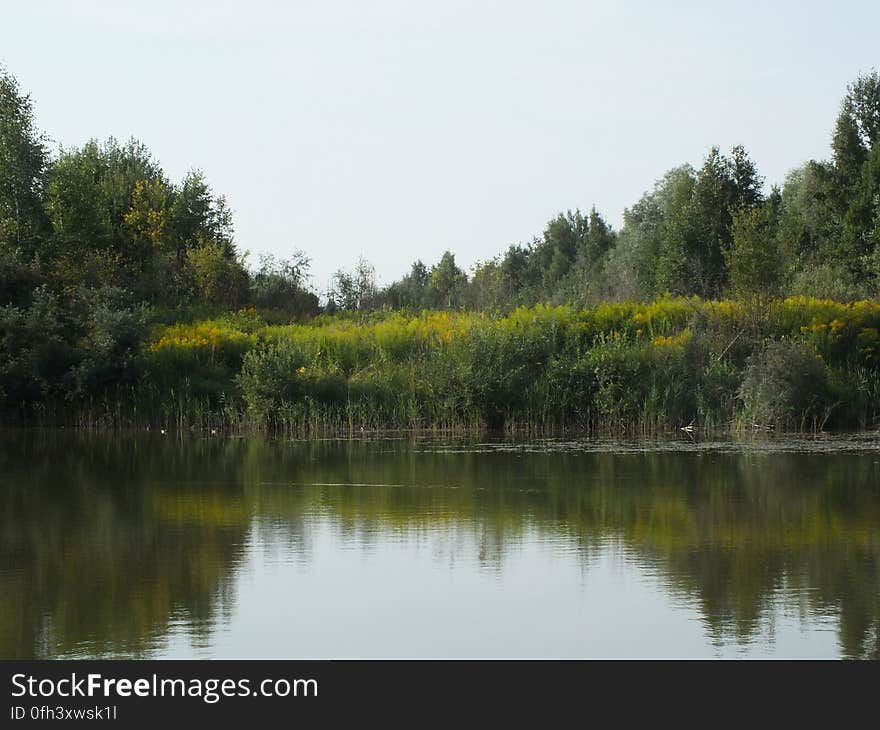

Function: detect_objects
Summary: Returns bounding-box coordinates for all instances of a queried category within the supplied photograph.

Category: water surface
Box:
[1,430,878,658]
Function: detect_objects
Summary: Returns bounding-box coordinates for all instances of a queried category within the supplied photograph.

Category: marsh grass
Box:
[10,296,879,435]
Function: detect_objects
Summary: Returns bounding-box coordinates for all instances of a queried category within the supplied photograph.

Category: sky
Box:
[2,1,878,292]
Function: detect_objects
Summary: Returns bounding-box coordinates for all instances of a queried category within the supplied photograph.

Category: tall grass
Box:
[34,296,880,434]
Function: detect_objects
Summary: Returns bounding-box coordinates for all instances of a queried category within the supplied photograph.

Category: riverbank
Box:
[4,296,879,434]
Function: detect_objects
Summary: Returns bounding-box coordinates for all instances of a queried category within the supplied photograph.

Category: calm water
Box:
[1,430,878,659]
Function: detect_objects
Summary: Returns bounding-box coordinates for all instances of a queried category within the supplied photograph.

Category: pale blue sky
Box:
[2,1,877,291]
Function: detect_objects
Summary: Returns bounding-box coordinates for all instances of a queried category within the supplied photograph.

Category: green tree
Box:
[726,194,782,299]
[185,241,249,307]
[381,259,430,310]
[252,252,318,316]
[332,256,378,311]
[830,71,880,280]
[0,66,48,257]
[428,251,467,308]
[776,161,842,271]
[833,70,880,185]
[656,147,762,298]
[44,138,163,291]
[841,145,880,268]
[615,165,694,299]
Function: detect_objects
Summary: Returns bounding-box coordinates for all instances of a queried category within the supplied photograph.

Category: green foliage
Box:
[251,252,318,317]
[69,286,150,396]
[127,298,880,433]
[0,66,48,255]
[428,251,467,308]
[3,64,880,432]
[833,70,880,185]
[185,240,250,308]
[739,339,832,429]
[0,286,72,405]
[331,256,378,312]
[0,244,40,306]
[726,195,782,299]
[372,71,878,309]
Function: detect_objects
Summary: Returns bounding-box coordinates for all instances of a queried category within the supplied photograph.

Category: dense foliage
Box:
[2,65,879,430]
[100,297,880,431]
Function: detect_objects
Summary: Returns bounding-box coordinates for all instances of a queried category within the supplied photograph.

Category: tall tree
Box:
[833,71,879,188]
[833,71,880,275]
[726,192,782,299]
[427,251,467,308]
[655,147,762,298]
[44,138,164,291]
[332,256,378,311]
[0,67,48,257]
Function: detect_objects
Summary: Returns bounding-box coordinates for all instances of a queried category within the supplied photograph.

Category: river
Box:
[1,430,878,658]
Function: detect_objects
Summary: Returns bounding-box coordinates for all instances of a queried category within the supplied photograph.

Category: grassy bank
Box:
[25,295,875,434]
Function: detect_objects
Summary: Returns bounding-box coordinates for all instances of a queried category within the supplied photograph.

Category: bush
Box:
[0,287,73,407]
[460,319,555,428]
[251,254,319,318]
[738,339,832,429]
[70,286,150,396]
[237,340,311,421]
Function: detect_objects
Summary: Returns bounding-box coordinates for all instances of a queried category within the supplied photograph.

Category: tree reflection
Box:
[1,432,877,658]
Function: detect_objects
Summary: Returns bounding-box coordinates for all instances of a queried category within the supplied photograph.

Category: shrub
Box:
[70,286,150,396]
[738,339,832,429]
[237,340,311,421]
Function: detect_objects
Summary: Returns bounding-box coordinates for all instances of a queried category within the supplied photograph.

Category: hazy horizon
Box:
[3,0,877,291]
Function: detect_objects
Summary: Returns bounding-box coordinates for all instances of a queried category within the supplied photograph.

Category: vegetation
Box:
[48,297,880,432]
[2,64,880,432]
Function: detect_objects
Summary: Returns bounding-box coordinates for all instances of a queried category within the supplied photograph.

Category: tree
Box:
[776,161,842,269]
[0,66,48,257]
[655,147,762,298]
[252,252,318,316]
[654,164,699,294]
[831,71,880,276]
[730,144,764,207]
[121,178,170,297]
[616,165,693,299]
[44,138,164,292]
[332,256,378,311]
[833,97,869,188]
[726,193,782,300]
[841,145,880,266]
[381,259,430,309]
[428,251,467,308]
[185,241,249,307]
[833,70,879,195]
[536,211,587,293]
[567,208,617,303]
[586,207,615,261]
[833,70,880,177]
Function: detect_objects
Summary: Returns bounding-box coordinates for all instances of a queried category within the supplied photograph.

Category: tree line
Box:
[4,65,880,317]
[1,65,879,413]
[342,70,879,310]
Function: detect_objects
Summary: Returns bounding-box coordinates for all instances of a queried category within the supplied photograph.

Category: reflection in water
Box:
[0,431,878,658]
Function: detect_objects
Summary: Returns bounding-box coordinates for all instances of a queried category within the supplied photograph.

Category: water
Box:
[1,430,878,659]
